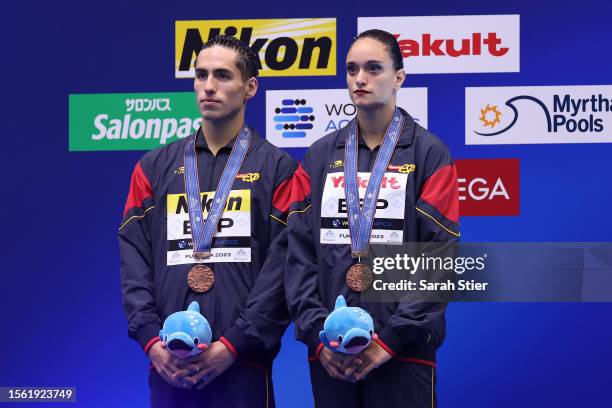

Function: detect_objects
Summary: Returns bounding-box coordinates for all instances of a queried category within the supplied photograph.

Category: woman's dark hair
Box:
[350,29,404,71]
[194,35,259,80]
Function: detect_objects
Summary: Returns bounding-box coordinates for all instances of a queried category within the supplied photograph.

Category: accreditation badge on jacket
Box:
[320,171,407,245]
[166,189,252,265]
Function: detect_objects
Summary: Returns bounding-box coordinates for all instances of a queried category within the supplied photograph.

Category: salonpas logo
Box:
[175,18,336,78]
[69,92,201,151]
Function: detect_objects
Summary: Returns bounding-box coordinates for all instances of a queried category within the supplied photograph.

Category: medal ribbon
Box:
[344,108,404,256]
[183,125,251,257]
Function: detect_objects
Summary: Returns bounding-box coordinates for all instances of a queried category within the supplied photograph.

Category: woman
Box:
[285,29,460,407]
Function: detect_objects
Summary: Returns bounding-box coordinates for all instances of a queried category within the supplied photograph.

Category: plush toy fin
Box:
[334,295,347,310]
[187,301,200,313]
[319,330,330,349]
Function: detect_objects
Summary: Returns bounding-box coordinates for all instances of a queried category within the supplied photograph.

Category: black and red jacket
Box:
[119,127,298,367]
[285,108,460,366]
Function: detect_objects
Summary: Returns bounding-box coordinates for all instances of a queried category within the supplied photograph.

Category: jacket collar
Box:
[194,124,260,155]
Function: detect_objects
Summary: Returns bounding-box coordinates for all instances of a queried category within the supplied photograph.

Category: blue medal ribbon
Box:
[183,125,251,259]
[344,108,404,257]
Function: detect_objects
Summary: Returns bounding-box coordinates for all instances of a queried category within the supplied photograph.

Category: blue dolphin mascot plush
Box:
[319,295,375,354]
[159,301,212,359]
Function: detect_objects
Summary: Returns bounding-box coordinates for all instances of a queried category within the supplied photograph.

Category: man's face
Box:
[193,46,257,121]
[346,38,404,111]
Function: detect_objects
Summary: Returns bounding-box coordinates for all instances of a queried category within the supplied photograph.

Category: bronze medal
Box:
[346,263,373,292]
[187,264,215,293]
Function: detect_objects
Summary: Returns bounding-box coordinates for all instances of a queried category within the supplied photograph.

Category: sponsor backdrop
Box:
[2,0,612,407]
[265,88,428,147]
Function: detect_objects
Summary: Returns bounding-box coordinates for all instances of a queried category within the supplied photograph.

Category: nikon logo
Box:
[175,19,336,78]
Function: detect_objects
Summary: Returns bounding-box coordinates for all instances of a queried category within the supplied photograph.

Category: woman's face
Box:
[346,37,405,111]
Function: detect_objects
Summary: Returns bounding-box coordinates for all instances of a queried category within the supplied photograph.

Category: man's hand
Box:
[174,341,236,389]
[318,347,362,382]
[344,341,392,381]
[148,341,184,388]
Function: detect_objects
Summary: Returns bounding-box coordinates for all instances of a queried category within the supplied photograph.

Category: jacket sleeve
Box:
[376,141,460,356]
[118,161,161,354]
[284,150,329,353]
[220,153,297,358]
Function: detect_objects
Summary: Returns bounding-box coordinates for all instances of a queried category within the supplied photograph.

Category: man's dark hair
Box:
[194,35,259,80]
[350,29,404,71]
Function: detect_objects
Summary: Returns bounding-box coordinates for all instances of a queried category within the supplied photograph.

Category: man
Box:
[119,35,296,407]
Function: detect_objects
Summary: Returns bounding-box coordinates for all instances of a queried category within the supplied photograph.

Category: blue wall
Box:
[2,0,611,406]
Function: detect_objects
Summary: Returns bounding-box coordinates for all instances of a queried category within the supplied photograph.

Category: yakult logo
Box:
[330,175,402,190]
[455,159,520,216]
[396,32,508,59]
[358,15,520,74]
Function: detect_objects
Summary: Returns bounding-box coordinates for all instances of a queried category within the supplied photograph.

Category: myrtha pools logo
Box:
[466,86,612,145]
[479,104,502,129]
[272,98,315,139]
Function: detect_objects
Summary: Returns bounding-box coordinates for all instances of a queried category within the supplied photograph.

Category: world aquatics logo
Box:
[272,98,315,139]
